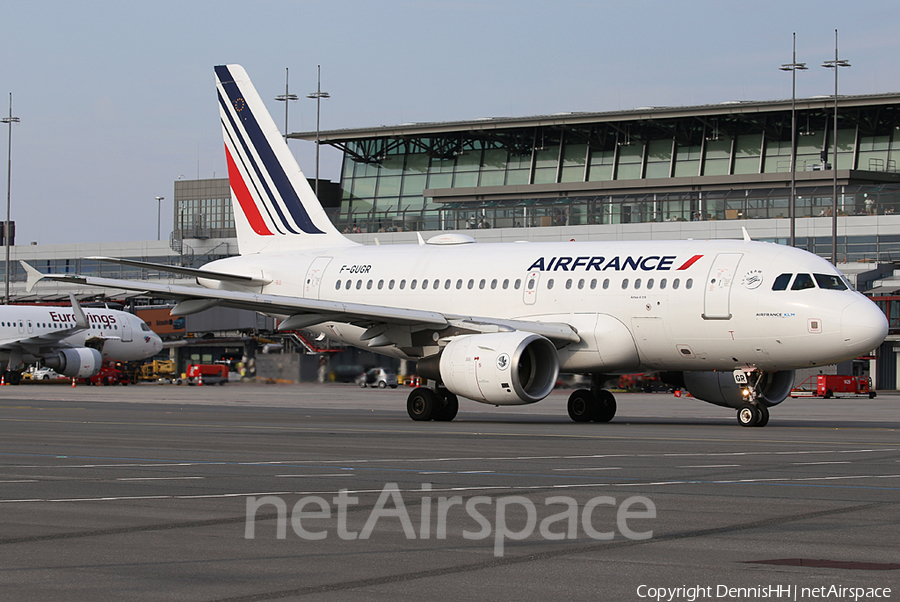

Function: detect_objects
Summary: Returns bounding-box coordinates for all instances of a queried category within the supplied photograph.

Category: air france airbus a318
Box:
[0,294,163,384]
[25,64,888,425]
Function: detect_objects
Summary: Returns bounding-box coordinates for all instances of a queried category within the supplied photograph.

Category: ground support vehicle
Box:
[790,375,875,399]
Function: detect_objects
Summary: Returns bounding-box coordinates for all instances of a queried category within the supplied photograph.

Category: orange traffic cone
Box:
[1,375,5,386]
[71,378,76,388]
[198,374,204,386]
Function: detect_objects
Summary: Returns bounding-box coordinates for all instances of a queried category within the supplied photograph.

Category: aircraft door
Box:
[304,256,333,300]
[631,317,670,369]
[17,320,24,335]
[523,271,540,305]
[703,253,743,320]
[121,316,133,342]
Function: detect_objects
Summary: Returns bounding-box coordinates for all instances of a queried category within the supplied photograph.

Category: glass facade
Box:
[335,103,900,235]
[174,178,235,240]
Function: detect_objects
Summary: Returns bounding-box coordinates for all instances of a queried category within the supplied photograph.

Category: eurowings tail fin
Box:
[215,64,355,255]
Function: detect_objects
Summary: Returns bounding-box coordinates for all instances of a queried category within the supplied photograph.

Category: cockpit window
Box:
[140,322,151,332]
[814,273,848,290]
[772,273,792,291]
[791,273,815,291]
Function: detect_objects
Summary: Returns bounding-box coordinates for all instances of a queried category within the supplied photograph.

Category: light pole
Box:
[2,94,19,304]
[822,29,850,265]
[274,67,298,140]
[156,196,164,241]
[306,65,330,197]
[780,32,807,248]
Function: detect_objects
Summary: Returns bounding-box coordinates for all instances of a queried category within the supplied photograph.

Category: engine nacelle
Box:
[424,332,560,405]
[681,370,795,409]
[41,348,102,378]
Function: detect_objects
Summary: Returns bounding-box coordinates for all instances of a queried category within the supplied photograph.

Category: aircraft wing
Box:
[23,263,580,345]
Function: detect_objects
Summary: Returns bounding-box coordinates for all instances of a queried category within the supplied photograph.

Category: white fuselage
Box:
[0,306,163,362]
[202,238,887,374]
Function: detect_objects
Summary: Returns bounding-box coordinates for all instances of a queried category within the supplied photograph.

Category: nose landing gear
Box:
[737,402,769,427]
[736,370,770,427]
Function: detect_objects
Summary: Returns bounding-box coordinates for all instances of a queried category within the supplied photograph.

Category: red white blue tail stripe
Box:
[215,65,352,252]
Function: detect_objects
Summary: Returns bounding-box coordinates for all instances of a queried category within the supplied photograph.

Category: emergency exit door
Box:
[702,253,742,319]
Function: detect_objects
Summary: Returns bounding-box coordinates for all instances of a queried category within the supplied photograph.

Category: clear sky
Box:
[1,0,898,245]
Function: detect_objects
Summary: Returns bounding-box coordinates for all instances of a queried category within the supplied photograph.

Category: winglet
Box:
[417,232,425,246]
[20,261,44,292]
[742,227,752,242]
[68,293,89,329]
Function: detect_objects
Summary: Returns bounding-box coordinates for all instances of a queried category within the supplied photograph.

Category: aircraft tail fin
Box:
[215,65,354,255]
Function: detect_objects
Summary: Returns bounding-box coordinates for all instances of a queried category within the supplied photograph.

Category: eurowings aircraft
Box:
[25,64,888,425]
[0,294,163,384]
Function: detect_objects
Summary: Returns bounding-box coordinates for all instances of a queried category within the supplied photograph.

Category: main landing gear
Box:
[737,403,769,427]
[567,374,617,423]
[2,370,21,385]
[407,386,459,422]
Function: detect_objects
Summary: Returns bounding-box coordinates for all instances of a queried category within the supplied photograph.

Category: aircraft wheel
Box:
[567,389,597,422]
[433,390,459,422]
[407,387,439,421]
[755,404,770,427]
[594,389,617,423]
[737,404,760,427]
[378,381,386,389]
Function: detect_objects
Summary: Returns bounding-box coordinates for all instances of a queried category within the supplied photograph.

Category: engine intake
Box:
[681,370,795,409]
[419,332,559,405]
[41,348,102,378]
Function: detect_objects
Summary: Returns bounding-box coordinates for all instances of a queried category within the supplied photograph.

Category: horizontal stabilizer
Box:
[87,257,270,285]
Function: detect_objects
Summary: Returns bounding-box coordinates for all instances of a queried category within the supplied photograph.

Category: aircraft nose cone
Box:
[841,298,888,356]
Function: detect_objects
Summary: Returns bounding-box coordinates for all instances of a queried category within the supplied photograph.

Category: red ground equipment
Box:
[186,363,229,386]
[83,360,131,386]
[790,375,875,399]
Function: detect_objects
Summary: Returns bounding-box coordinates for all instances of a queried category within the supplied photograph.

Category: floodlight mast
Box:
[307,65,330,197]
[780,32,807,248]
[822,29,850,265]
[275,67,298,141]
[2,93,19,304]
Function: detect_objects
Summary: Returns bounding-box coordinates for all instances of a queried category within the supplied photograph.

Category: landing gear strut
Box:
[736,370,771,427]
[566,374,617,423]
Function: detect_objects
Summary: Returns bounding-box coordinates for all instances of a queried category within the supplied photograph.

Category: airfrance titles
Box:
[527,255,703,272]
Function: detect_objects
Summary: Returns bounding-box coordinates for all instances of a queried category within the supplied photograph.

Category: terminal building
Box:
[7,91,900,386]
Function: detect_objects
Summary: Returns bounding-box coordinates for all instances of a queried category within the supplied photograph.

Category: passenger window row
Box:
[334,276,694,292]
[0,321,118,330]
[545,277,693,291]
[337,277,523,291]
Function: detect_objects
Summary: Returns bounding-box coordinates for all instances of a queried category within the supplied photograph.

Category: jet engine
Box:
[41,348,103,378]
[677,370,795,409]
[418,331,559,405]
